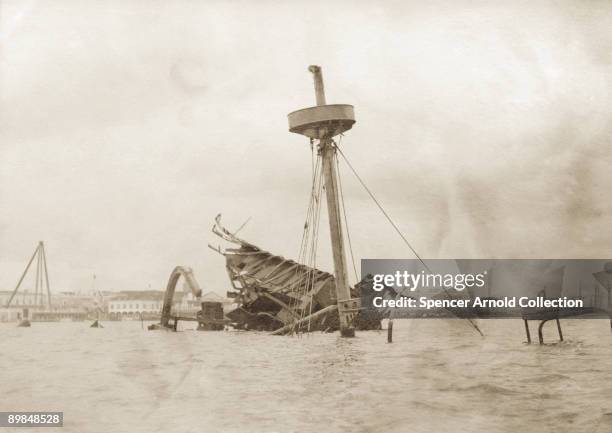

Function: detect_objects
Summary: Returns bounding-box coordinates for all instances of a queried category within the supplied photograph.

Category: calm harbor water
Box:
[1,319,612,433]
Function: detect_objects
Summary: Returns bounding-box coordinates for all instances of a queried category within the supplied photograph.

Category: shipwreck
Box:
[151,65,385,336]
[150,65,480,338]
[209,215,384,334]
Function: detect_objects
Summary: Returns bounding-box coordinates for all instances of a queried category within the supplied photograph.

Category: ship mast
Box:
[288,66,360,337]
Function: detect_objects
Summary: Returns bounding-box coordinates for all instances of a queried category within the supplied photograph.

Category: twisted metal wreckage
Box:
[209,215,385,334]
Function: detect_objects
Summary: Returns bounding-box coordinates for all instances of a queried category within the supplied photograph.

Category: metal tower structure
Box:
[288,66,360,337]
[5,241,52,309]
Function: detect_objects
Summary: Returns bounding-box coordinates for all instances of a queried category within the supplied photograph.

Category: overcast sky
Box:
[1,0,610,295]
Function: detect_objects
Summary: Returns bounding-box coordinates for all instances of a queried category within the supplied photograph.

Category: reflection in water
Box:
[1,319,612,433]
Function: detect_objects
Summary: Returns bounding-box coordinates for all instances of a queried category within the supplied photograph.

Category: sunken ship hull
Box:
[211,215,383,334]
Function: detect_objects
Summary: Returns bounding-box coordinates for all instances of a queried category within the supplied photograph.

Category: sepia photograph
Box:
[1,1,611,432]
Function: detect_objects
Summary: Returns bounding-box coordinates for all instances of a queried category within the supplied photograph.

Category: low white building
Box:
[105,290,235,319]
[107,299,163,318]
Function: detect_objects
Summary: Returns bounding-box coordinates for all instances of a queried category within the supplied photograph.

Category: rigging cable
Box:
[334,141,484,337]
[305,165,324,331]
[335,141,359,285]
[334,141,426,266]
[288,150,324,335]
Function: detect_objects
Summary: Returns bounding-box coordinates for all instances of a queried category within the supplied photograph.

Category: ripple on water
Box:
[1,320,612,433]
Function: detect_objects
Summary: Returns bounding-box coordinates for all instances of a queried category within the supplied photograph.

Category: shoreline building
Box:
[106,289,235,320]
[1,288,235,322]
[0,290,97,322]
[106,290,166,320]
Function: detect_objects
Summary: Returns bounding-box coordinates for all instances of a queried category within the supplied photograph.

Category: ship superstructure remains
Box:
[210,215,382,334]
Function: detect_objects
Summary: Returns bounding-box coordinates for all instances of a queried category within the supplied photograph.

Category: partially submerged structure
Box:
[205,65,371,336]
[209,215,383,334]
[148,66,481,337]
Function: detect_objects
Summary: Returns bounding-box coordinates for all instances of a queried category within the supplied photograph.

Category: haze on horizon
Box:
[1,0,611,295]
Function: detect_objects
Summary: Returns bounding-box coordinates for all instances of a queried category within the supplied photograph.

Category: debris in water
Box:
[209,215,383,334]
